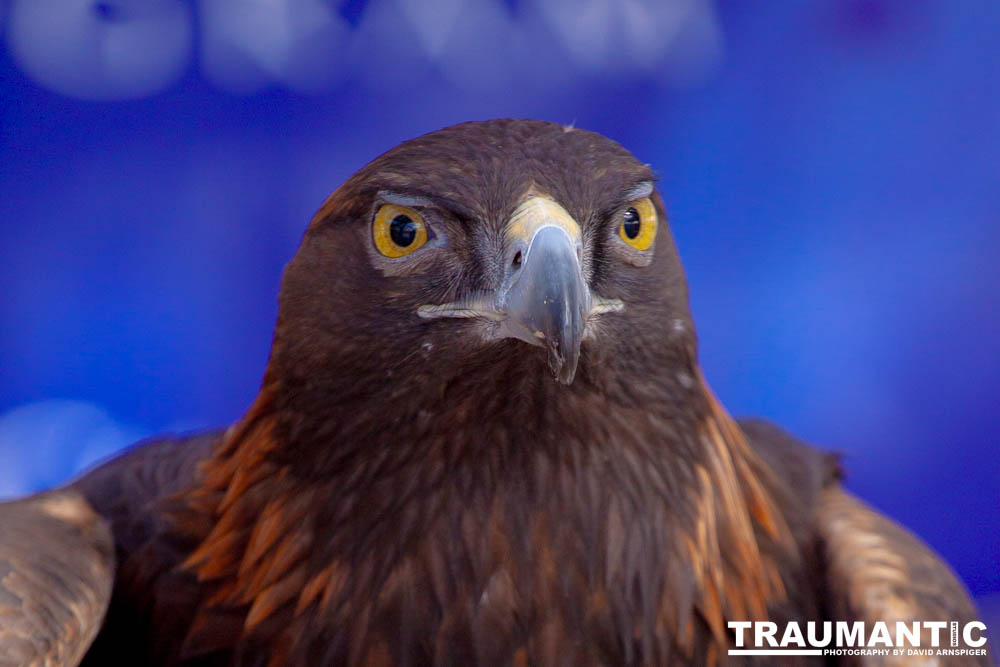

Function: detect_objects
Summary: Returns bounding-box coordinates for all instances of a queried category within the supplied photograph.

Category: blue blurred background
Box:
[1,0,997,624]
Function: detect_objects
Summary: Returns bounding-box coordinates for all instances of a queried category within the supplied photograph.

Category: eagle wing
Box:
[0,489,114,667]
[0,431,220,667]
[739,419,990,665]
[817,487,988,659]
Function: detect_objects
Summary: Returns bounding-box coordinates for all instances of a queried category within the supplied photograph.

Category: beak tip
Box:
[546,342,580,385]
[556,368,577,385]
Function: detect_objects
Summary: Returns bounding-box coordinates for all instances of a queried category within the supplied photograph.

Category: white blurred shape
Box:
[435,0,519,92]
[396,0,462,59]
[0,400,146,500]
[7,0,192,100]
[658,0,725,85]
[503,0,595,92]
[529,0,723,84]
[200,0,350,95]
[352,0,435,91]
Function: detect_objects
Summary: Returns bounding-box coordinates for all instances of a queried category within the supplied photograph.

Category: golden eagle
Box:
[0,120,987,666]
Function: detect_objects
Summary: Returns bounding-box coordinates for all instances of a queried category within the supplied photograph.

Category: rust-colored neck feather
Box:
[179,376,794,664]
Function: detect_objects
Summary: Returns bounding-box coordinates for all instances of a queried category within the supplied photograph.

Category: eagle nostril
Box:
[512,251,523,270]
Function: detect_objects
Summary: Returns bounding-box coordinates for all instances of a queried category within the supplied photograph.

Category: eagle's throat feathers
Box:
[177,377,794,662]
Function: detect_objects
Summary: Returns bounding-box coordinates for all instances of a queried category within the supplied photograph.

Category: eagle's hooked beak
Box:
[496,197,591,385]
[417,196,624,384]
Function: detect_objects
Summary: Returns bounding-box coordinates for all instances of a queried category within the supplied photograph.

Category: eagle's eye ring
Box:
[617,197,657,252]
[373,204,429,258]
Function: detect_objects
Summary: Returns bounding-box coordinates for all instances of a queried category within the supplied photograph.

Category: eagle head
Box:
[269,119,698,412]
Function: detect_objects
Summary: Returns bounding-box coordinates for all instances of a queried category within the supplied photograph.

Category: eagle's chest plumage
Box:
[103,375,820,667]
[80,396,828,667]
[242,422,816,666]
[284,455,714,665]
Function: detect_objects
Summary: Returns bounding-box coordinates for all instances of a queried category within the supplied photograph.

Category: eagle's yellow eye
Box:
[373,204,429,258]
[617,197,657,251]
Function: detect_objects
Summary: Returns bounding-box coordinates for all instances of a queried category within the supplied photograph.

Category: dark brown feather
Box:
[73,431,221,665]
[173,374,807,664]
